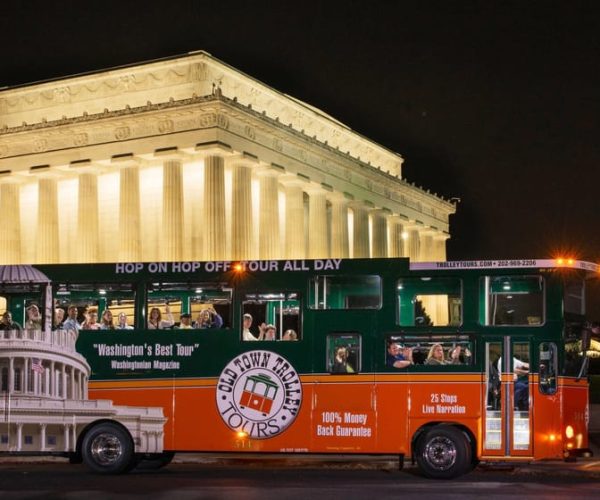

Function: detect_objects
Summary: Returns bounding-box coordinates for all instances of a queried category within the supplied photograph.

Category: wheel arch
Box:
[75,419,135,459]
[411,421,477,465]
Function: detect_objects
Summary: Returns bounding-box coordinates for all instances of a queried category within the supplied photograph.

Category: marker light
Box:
[565,425,574,439]
[236,431,248,439]
[557,258,564,266]
[548,434,557,442]
[233,263,244,272]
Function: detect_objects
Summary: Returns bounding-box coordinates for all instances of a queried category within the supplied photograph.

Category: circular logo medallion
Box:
[216,350,302,439]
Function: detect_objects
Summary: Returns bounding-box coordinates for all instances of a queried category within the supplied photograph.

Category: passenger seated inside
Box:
[386,340,413,369]
[282,329,298,341]
[25,304,42,330]
[178,313,193,329]
[117,312,133,330]
[332,346,355,373]
[148,304,174,329]
[194,308,223,329]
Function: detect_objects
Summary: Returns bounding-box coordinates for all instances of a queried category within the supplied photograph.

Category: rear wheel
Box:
[416,426,472,479]
[81,423,135,474]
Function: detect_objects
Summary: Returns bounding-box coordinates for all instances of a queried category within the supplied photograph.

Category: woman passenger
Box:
[425,343,446,365]
[81,308,102,330]
[100,309,115,330]
[148,304,174,329]
[194,308,223,329]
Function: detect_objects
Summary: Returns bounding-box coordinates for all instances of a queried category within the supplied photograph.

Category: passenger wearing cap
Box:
[178,313,193,329]
[386,340,413,369]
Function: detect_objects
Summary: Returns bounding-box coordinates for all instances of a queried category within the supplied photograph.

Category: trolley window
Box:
[147,282,232,330]
[396,277,462,327]
[242,292,301,341]
[327,333,361,373]
[385,334,473,368]
[54,283,135,330]
[309,275,381,310]
[480,275,544,326]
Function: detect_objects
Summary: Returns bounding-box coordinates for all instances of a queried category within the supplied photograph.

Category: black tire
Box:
[415,426,472,479]
[81,423,135,474]
[135,452,175,470]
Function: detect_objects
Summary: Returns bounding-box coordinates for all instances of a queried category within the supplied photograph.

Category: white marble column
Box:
[61,364,67,399]
[162,158,184,261]
[283,182,306,259]
[77,173,99,262]
[434,233,448,261]
[8,357,14,394]
[16,424,23,452]
[370,210,388,258]
[40,425,46,452]
[36,177,59,263]
[0,181,22,264]
[231,163,254,259]
[350,203,370,258]
[118,162,142,261]
[307,188,328,259]
[50,360,55,397]
[406,227,421,262]
[64,425,70,452]
[70,367,75,399]
[259,172,281,259]
[204,155,226,260]
[330,195,349,258]
[419,230,434,262]
[23,358,29,395]
[388,218,406,258]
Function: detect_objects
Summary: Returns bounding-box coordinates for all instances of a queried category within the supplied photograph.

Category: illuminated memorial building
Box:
[0,51,454,267]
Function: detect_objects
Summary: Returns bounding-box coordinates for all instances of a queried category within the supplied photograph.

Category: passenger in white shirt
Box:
[242,313,258,341]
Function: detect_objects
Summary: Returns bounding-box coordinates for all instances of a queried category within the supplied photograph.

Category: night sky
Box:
[1,1,599,314]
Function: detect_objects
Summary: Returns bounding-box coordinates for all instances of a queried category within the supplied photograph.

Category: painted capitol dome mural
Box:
[0,265,165,463]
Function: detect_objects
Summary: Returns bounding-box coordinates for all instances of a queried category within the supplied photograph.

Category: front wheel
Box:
[81,423,135,474]
[415,426,472,479]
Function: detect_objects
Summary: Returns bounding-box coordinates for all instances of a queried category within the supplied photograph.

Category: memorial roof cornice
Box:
[0,90,455,213]
[0,51,403,175]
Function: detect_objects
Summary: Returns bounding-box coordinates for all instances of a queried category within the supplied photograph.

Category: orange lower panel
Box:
[89,375,588,458]
[90,377,481,454]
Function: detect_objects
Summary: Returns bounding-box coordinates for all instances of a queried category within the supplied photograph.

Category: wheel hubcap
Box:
[90,433,123,465]
[424,436,457,471]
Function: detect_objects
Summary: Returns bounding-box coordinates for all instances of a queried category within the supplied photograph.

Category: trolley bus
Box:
[0,257,597,478]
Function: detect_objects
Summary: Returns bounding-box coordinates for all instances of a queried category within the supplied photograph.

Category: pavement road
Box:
[1,458,599,500]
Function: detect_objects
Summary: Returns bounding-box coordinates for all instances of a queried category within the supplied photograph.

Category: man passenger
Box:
[386,340,413,368]
[0,311,22,331]
[62,305,81,332]
[178,313,193,329]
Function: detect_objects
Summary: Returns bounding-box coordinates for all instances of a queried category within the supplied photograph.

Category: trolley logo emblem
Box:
[216,351,302,439]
